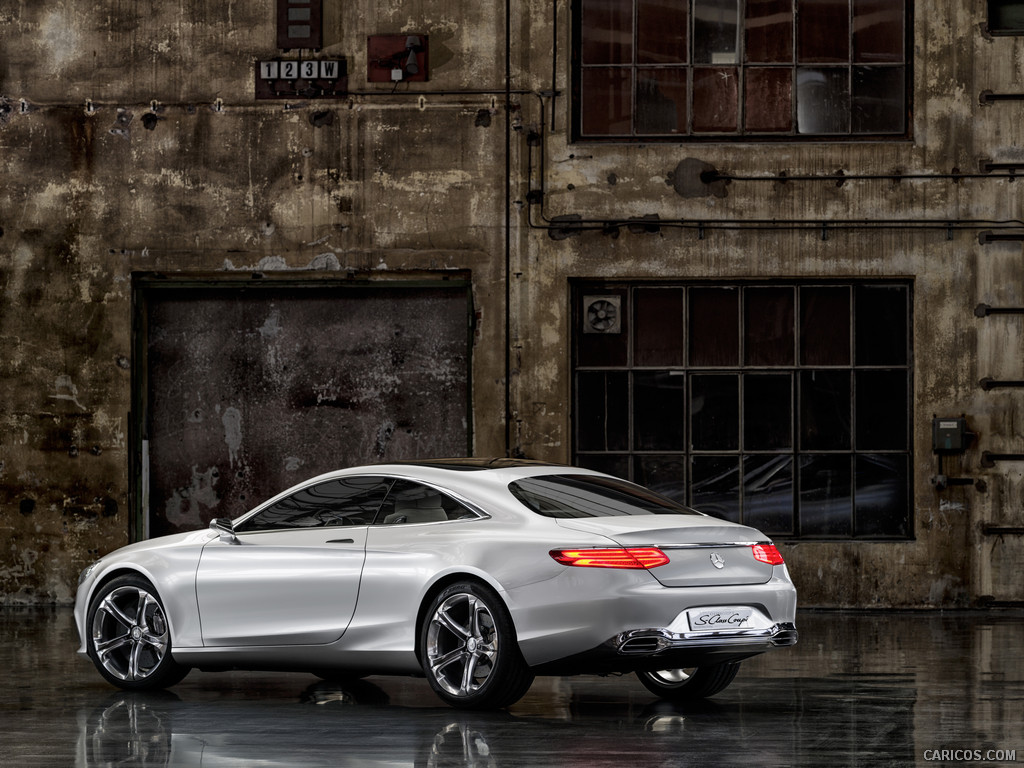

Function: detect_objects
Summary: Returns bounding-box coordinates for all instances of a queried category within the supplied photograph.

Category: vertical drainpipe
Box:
[503,0,513,457]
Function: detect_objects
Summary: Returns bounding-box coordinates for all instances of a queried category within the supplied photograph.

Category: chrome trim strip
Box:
[657,542,763,550]
[614,622,799,655]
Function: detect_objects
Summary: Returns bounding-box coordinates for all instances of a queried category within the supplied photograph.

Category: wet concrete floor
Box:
[1,608,1022,767]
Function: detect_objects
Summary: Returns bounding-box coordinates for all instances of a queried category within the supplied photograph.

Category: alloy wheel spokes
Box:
[92,585,169,681]
[99,593,136,629]
[428,593,499,697]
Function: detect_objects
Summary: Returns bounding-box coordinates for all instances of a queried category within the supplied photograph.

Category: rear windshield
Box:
[508,475,700,519]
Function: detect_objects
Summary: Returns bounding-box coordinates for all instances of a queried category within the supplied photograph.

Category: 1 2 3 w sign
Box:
[255,59,347,99]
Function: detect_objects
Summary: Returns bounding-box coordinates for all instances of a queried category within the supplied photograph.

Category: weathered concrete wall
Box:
[2,1,1023,606]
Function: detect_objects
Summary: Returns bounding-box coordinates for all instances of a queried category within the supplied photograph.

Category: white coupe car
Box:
[75,459,798,708]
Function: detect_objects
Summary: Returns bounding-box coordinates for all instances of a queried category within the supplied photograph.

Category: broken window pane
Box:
[635,288,685,365]
[800,370,851,450]
[745,67,793,131]
[796,67,850,133]
[797,0,850,63]
[745,286,795,365]
[692,67,739,132]
[690,288,739,365]
[691,374,739,450]
[581,0,633,64]
[852,66,905,133]
[580,68,632,135]
[694,0,741,64]
[636,69,689,134]
[745,0,794,63]
[853,0,904,62]
[691,455,741,522]
[799,454,852,536]
[638,0,688,64]
[634,371,685,450]
[744,373,793,450]
[800,286,850,365]
[744,455,795,534]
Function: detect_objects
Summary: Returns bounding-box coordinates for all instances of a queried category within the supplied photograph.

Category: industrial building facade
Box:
[1,1,1022,607]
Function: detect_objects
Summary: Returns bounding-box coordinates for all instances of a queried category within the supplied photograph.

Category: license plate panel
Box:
[686,606,755,632]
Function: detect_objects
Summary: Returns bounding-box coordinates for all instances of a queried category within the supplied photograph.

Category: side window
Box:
[236,476,393,532]
[374,479,478,525]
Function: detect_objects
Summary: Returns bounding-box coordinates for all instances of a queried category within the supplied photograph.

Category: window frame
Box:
[572,280,914,541]
[571,0,914,142]
[235,475,486,533]
[235,476,394,532]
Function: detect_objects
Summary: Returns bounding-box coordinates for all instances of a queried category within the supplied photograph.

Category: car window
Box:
[508,474,701,519]
[374,479,479,525]
[236,476,393,532]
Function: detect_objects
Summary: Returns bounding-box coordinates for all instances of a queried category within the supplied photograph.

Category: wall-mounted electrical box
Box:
[277,0,324,50]
[932,417,970,454]
[367,35,428,82]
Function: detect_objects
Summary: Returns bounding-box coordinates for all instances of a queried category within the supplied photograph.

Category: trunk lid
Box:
[555,516,775,587]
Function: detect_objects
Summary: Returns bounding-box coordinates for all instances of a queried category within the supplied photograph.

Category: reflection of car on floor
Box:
[75,459,798,708]
[77,681,796,768]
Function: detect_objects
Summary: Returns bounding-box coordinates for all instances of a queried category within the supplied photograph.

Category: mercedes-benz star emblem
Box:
[710,552,725,569]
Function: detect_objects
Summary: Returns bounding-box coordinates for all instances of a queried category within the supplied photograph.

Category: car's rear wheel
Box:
[87,575,190,690]
[636,662,740,700]
[420,581,534,709]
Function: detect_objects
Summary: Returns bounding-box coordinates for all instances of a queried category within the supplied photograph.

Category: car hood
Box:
[554,516,776,587]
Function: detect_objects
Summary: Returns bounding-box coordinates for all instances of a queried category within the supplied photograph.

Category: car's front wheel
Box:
[420,581,534,709]
[636,662,740,701]
[87,574,190,690]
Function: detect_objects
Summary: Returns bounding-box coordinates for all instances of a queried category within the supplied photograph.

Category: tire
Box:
[86,574,190,691]
[636,662,741,701]
[420,581,534,709]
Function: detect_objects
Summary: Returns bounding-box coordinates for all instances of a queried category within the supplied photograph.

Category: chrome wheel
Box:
[92,585,169,681]
[426,592,498,698]
[646,668,697,687]
[420,581,534,708]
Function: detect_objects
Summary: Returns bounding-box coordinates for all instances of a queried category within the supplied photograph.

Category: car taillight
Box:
[752,543,785,565]
[549,547,670,569]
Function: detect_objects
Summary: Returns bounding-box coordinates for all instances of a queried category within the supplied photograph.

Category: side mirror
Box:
[210,518,239,544]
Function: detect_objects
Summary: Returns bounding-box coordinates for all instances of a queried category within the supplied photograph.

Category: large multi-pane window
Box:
[573,282,913,539]
[574,0,910,139]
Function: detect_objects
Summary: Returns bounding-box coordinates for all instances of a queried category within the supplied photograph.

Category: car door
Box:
[195,475,392,647]
[352,480,485,652]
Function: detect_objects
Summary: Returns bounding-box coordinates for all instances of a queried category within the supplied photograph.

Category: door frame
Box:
[129,270,474,542]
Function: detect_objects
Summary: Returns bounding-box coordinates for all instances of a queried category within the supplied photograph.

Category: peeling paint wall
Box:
[1,1,1023,606]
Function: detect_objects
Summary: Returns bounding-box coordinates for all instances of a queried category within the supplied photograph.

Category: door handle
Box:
[326,538,355,544]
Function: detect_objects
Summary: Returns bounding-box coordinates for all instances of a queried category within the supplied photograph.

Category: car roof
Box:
[381,457,567,472]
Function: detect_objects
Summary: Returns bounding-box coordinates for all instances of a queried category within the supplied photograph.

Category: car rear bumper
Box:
[531,622,798,675]
[616,621,798,654]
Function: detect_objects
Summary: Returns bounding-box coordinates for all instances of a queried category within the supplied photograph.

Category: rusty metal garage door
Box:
[132,275,471,539]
